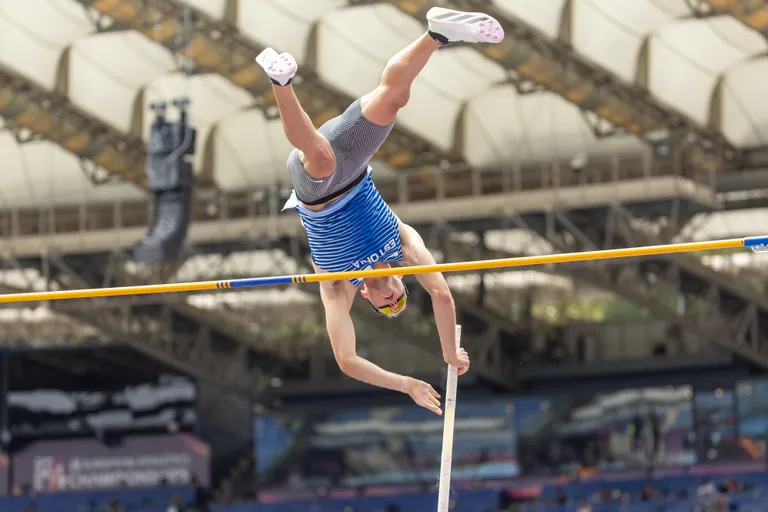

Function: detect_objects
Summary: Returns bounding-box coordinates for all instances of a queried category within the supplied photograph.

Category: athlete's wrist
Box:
[399,375,411,394]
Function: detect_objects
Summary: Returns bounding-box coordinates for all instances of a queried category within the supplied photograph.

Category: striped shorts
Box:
[283,168,402,287]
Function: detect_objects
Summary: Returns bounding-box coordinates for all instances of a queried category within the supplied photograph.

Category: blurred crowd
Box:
[10,475,213,512]
[543,477,750,512]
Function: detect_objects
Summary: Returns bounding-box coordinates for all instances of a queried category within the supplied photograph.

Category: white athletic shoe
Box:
[426,7,505,45]
[255,47,297,86]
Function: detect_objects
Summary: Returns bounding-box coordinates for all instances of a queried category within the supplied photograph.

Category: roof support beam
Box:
[76,0,459,170]
[0,64,147,188]
[1,172,714,258]
[366,0,739,171]
[695,0,768,36]
[0,250,312,400]
[512,206,768,369]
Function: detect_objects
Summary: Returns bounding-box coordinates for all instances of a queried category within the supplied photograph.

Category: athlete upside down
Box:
[256,7,504,415]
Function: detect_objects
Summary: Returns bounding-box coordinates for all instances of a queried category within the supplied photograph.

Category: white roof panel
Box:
[69,32,176,133]
[494,0,568,39]
[648,17,765,126]
[0,0,766,208]
[0,135,143,208]
[570,0,682,82]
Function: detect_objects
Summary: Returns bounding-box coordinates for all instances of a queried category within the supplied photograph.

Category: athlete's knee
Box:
[378,84,410,110]
[361,86,409,125]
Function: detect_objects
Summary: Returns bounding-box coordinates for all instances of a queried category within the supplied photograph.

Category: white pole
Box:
[437,324,461,512]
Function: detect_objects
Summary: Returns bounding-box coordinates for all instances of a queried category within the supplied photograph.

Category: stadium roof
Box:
[1,0,766,208]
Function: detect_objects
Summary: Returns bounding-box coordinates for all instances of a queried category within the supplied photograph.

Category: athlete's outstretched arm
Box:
[400,223,469,375]
[320,280,442,414]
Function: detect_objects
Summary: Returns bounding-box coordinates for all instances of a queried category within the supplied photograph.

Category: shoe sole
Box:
[426,7,504,44]
[256,48,297,84]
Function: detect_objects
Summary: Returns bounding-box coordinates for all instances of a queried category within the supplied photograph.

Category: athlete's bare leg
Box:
[272,84,335,177]
[256,49,334,177]
[360,33,440,126]
[361,8,504,126]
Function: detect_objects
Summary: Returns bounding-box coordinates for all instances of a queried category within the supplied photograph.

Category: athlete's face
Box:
[362,276,407,315]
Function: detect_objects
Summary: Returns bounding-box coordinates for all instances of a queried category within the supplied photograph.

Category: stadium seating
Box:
[3,472,768,512]
[0,486,194,512]
[215,489,501,512]
[0,488,501,512]
[523,472,768,512]
[212,472,768,512]
[523,493,768,512]
[538,471,768,500]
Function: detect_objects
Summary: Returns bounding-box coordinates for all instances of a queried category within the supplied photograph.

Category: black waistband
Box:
[298,170,368,206]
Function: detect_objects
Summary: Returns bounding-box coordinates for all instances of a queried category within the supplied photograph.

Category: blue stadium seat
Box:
[213,489,501,512]
[0,486,194,512]
[540,472,768,501]
[527,474,768,512]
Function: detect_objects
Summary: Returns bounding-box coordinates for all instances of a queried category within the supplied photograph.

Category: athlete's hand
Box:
[444,347,470,376]
[405,377,442,415]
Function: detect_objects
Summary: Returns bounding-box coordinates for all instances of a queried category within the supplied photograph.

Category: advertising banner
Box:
[13,434,209,492]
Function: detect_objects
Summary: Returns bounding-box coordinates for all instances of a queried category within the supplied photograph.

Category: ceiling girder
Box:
[431,218,739,365]
[365,0,738,171]
[695,0,768,36]
[63,303,268,399]
[75,0,458,170]
[0,280,265,399]
[0,249,314,400]
[1,170,715,259]
[0,64,147,188]
[0,243,447,391]
[510,205,768,368]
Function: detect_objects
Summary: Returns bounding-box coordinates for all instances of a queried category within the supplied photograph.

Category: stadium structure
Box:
[1,1,768,511]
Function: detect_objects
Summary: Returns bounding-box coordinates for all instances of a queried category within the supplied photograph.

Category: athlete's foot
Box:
[256,47,298,86]
[426,7,504,45]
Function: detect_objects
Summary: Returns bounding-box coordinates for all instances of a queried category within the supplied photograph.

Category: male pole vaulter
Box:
[256,7,504,414]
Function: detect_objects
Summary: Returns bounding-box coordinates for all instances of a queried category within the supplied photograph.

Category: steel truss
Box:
[503,205,768,368]
[0,64,146,187]
[6,200,757,395]
[0,249,313,400]
[421,216,759,368]
[362,0,739,172]
[0,169,725,393]
[0,58,711,395]
[0,243,451,397]
[692,0,768,36]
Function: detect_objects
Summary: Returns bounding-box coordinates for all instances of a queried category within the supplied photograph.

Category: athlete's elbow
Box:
[337,354,360,376]
[429,285,453,306]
